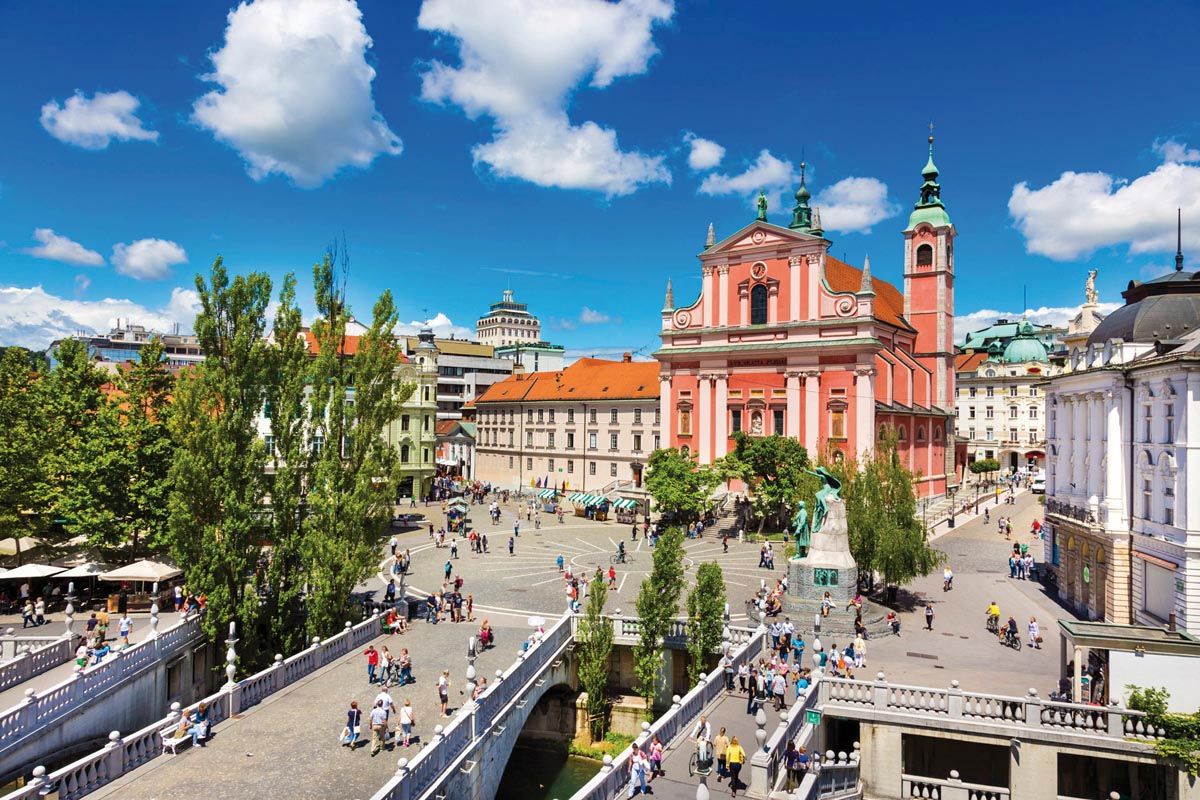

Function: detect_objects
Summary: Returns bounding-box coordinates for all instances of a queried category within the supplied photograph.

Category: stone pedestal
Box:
[786,496,857,610]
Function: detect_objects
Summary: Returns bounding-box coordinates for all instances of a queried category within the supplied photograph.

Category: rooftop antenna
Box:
[1177,207,1185,272]
[1023,284,1027,318]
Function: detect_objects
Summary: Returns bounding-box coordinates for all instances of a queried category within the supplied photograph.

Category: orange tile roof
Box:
[955,352,988,373]
[824,256,912,331]
[435,419,459,437]
[475,358,659,404]
[301,331,408,362]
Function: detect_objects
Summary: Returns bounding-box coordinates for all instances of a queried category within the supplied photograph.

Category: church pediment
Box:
[704,220,823,256]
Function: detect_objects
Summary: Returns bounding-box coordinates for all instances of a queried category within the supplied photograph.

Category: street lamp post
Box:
[947,486,958,529]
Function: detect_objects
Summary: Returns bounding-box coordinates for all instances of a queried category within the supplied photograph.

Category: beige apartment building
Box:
[473,355,662,494]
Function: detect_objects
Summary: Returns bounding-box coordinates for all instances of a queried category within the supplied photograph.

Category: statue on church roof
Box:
[1085,269,1099,306]
[756,190,768,221]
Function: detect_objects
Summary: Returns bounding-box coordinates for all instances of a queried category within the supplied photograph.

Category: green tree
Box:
[644,447,719,524]
[838,432,943,592]
[686,561,727,686]
[576,578,614,742]
[0,349,47,565]
[969,458,1001,481]
[300,254,411,637]
[633,525,685,716]
[716,433,820,534]
[261,273,311,655]
[167,258,273,664]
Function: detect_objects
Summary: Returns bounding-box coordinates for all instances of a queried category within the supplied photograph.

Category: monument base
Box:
[786,558,857,607]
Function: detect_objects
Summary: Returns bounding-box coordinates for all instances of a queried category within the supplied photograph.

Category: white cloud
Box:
[74,274,92,296]
[192,0,401,188]
[684,132,724,170]
[814,177,900,234]
[111,239,188,280]
[24,228,105,266]
[1008,142,1200,260]
[417,0,673,196]
[0,285,199,350]
[579,306,610,324]
[698,149,797,212]
[39,90,158,150]
[1153,138,1200,164]
[954,303,1122,345]
[394,312,473,339]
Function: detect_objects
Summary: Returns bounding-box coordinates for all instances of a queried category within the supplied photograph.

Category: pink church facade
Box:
[655,144,958,497]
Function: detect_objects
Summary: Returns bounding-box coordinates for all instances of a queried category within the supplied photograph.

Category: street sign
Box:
[805,709,821,725]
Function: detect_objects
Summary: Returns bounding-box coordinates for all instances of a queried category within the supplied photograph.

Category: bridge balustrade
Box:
[0,613,382,800]
[0,637,79,693]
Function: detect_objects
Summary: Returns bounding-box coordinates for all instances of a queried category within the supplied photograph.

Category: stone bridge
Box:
[0,611,210,786]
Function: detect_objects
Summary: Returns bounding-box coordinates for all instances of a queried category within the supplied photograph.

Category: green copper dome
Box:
[1001,321,1049,363]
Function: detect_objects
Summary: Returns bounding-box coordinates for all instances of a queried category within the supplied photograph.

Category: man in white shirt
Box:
[390,536,398,556]
[693,714,712,743]
[118,614,133,646]
[374,687,394,720]
[369,701,389,756]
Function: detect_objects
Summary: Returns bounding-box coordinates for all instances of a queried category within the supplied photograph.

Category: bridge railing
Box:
[0,634,81,693]
[819,673,1166,741]
[0,613,207,759]
[568,626,766,800]
[902,771,1009,800]
[0,613,383,800]
[372,612,576,800]
[751,675,822,795]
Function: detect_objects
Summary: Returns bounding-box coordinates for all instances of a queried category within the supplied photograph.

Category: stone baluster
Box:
[394,758,411,800]
[873,672,888,709]
[63,582,75,640]
[105,730,124,780]
[754,706,767,751]
[224,622,239,687]
[947,679,963,718]
[272,653,284,693]
[600,754,613,773]
[944,769,968,800]
[149,601,160,639]
[27,766,47,796]
[1023,687,1042,729]
[465,636,478,701]
[1106,701,1124,738]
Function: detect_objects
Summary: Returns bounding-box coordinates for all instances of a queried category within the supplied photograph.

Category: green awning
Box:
[611,498,638,511]
[536,489,557,499]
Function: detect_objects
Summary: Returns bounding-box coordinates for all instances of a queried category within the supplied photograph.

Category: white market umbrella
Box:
[0,563,66,580]
[99,559,182,583]
[57,562,115,579]
[526,615,546,627]
[0,536,43,557]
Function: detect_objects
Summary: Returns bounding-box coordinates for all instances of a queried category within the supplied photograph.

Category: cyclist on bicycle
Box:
[1005,616,1019,644]
[693,715,714,772]
[985,602,1000,632]
[616,541,626,564]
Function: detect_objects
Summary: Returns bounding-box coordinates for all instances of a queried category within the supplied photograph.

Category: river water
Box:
[496,744,600,799]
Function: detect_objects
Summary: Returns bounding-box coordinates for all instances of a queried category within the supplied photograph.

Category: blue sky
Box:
[1,0,1198,356]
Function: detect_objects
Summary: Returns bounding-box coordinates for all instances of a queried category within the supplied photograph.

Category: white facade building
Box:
[1045,244,1200,633]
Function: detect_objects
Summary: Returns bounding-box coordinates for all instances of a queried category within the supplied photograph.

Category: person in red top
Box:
[608,565,617,590]
[363,645,380,685]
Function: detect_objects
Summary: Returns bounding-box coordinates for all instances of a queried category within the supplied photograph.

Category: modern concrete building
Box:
[48,322,204,373]
[1045,222,1200,632]
[399,335,513,421]
[955,319,1056,473]
[476,289,565,372]
[473,354,661,494]
[655,139,956,497]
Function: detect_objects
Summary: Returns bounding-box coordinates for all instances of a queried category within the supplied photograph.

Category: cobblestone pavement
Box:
[91,616,529,800]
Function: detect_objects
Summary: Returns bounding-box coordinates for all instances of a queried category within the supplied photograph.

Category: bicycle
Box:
[986,615,999,635]
[609,553,634,566]
[688,747,714,777]
[1001,628,1022,651]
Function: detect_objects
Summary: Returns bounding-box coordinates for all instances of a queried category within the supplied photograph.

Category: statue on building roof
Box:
[1085,269,1098,306]
[756,190,768,221]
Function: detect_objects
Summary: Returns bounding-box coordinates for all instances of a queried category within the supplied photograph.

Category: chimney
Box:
[622,352,632,363]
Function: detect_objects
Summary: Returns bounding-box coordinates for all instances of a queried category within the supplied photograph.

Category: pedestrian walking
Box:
[390,535,398,556]
[514,521,520,538]
[118,612,133,646]
[556,554,564,572]
[714,726,729,781]
[608,565,617,590]
[726,736,747,796]
[507,536,515,556]
[438,669,452,716]
[924,605,934,631]
[342,700,362,749]
[1028,616,1041,649]
[398,698,415,747]
[369,701,389,756]
[363,645,380,684]
[451,539,459,559]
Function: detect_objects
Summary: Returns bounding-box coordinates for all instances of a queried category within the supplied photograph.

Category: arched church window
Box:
[916,426,926,442]
[750,284,768,325]
[916,244,933,268]
[897,425,907,441]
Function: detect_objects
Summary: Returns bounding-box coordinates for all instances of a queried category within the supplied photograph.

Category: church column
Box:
[804,370,821,454]
[788,256,802,320]
[714,374,729,459]
[659,374,672,446]
[717,266,729,328]
[786,371,802,439]
[1088,393,1104,514]
[1103,388,1126,532]
[855,366,876,459]
[698,373,713,465]
[702,266,715,328]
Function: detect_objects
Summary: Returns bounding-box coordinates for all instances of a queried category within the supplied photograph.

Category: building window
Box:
[508,431,514,447]
[589,462,596,476]
[400,444,409,462]
[610,463,618,477]
[609,433,618,450]
[654,408,661,425]
[610,409,618,424]
[401,414,410,431]
[750,284,768,325]
[567,409,574,423]
[967,427,975,439]
[634,408,642,425]
[423,448,428,463]
[916,426,926,442]
[968,407,976,419]
[548,458,554,471]
[916,243,933,267]
[589,433,597,450]
[985,428,994,441]
[773,409,784,434]
[985,386,994,397]
[1143,478,1152,518]
[567,432,575,449]
[654,434,661,449]
[526,431,533,447]
[1030,387,1039,396]
[1165,403,1174,443]
[567,460,574,474]
[1009,427,1017,442]
[731,409,742,433]
[1029,407,1038,419]
[528,409,534,423]
[969,387,977,398]
[264,434,275,456]
[985,406,994,419]
[679,409,692,436]
[1009,387,1018,397]
[424,415,430,431]
[527,458,533,471]
[1143,404,1152,443]
[830,409,846,440]
[537,409,544,423]
[263,400,273,419]
[1009,406,1018,419]
[423,386,430,402]
[633,434,642,452]
[589,409,597,424]
[509,456,513,468]
[548,409,555,423]
[548,432,556,448]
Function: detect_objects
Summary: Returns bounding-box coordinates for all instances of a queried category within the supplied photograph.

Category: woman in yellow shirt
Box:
[725,736,747,796]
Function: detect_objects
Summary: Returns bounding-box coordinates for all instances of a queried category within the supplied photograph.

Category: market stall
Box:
[446,497,470,533]
[99,559,182,612]
[611,497,640,524]
[535,488,559,513]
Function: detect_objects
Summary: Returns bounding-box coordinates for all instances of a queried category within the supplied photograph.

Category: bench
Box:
[160,725,191,755]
